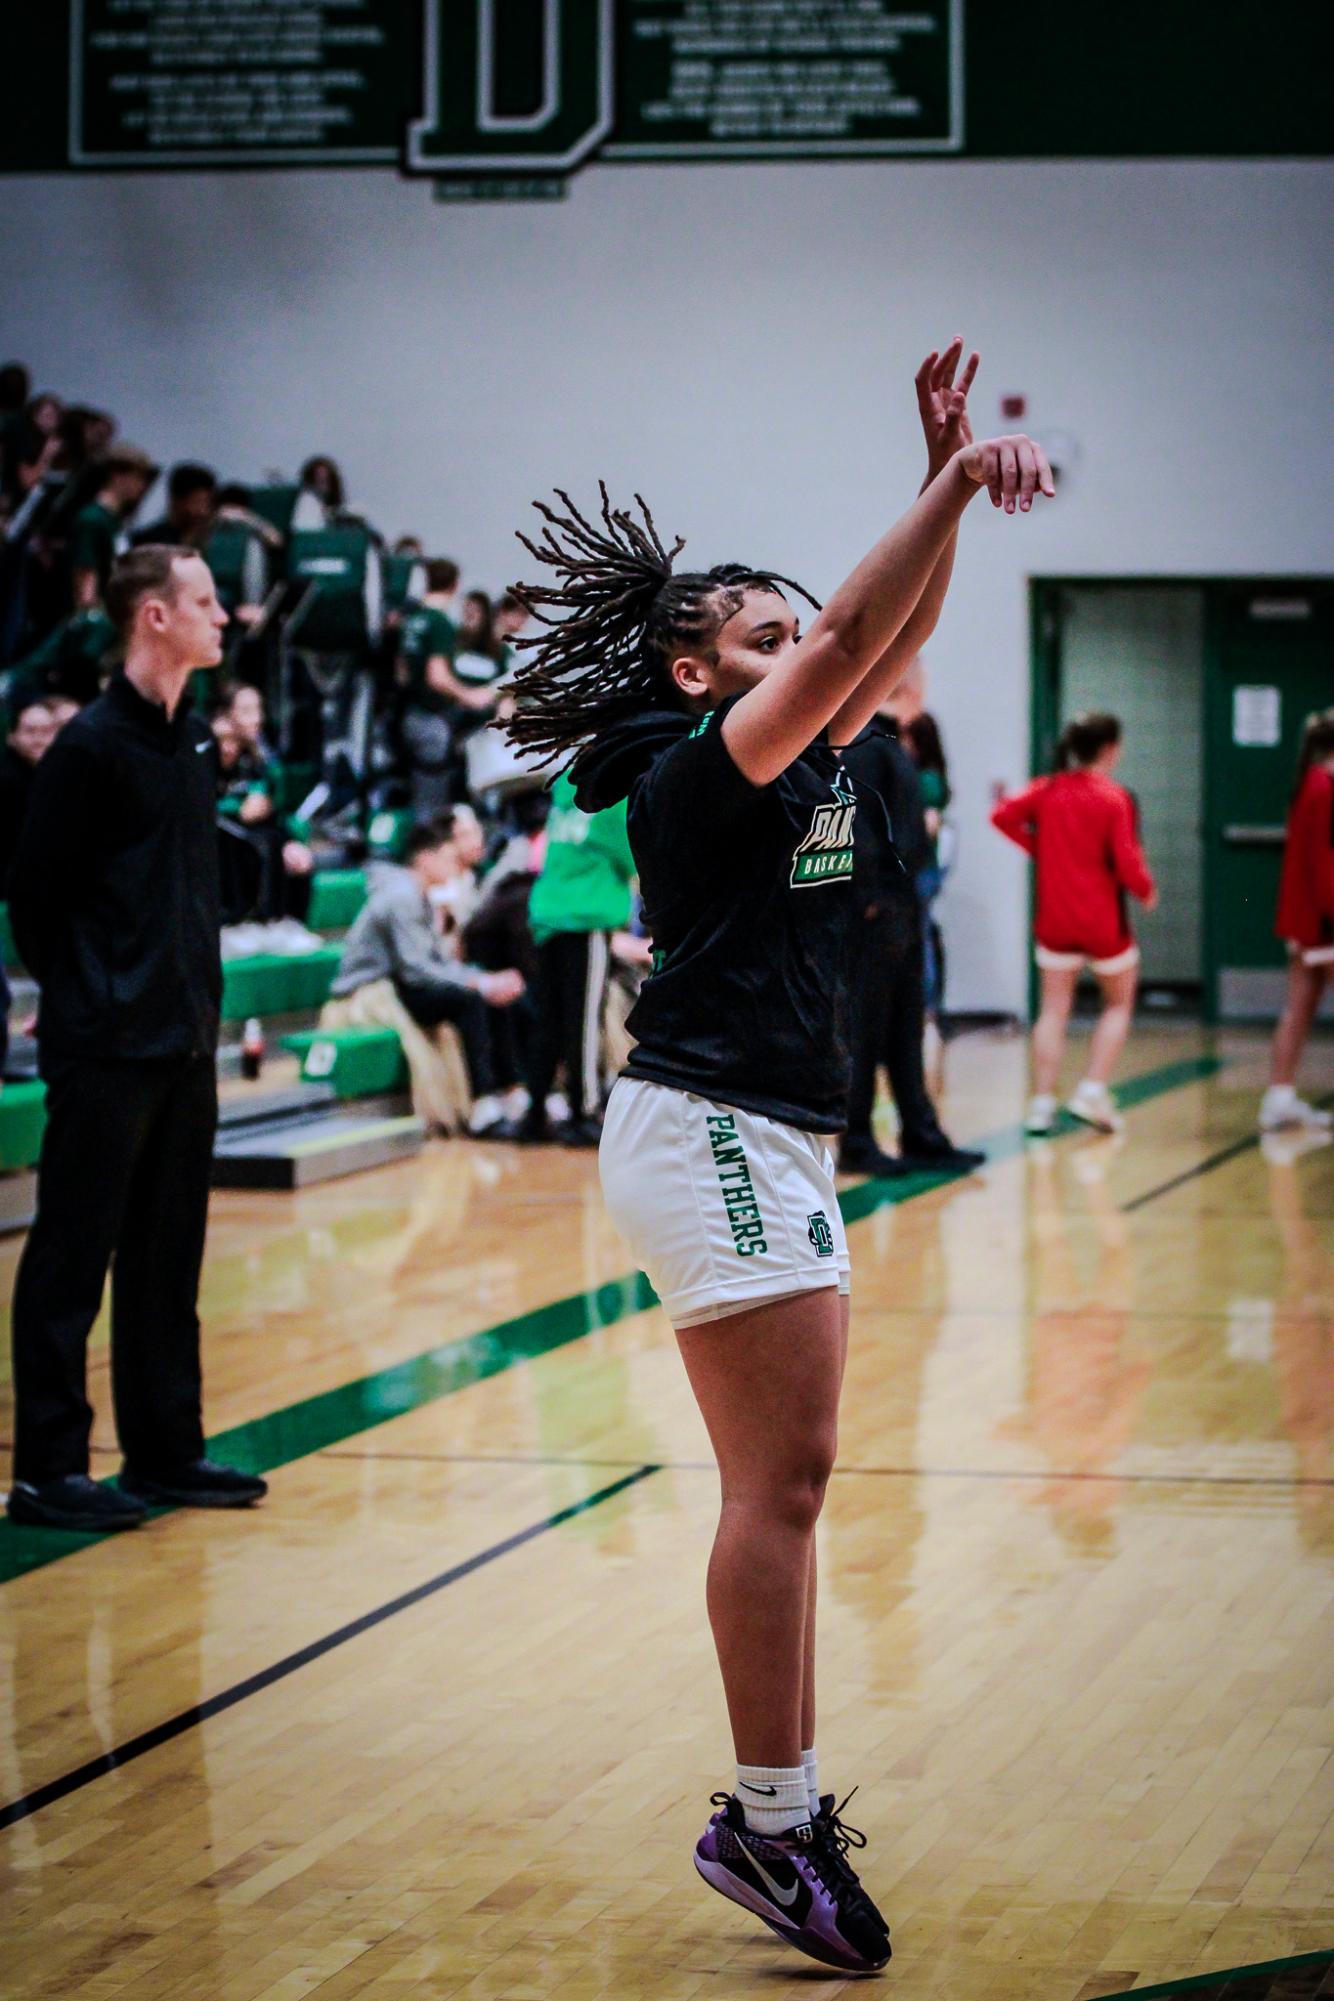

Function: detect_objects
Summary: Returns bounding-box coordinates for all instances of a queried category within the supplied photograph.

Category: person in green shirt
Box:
[515,769,638,1146]
[69,446,158,609]
[397,558,497,813]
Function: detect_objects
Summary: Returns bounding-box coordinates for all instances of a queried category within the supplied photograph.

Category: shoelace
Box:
[820,1787,870,1879]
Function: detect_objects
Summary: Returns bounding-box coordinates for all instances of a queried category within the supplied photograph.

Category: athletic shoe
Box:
[119,1459,268,1508]
[1025,1094,1057,1135]
[896,1141,986,1174]
[693,1793,891,1974]
[7,1473,148,1533]
[1258,1089,1333,1133]
[813,1790,891,1954]
[1065,1081,1123,1134]
[839,1136,913,1178]
[554,1117,603,1149]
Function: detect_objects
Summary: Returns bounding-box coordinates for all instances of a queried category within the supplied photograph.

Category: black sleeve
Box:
[633,698,763,845]
[8,731,102,979]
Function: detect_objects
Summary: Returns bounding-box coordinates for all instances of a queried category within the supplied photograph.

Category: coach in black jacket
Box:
[6,545,267,1532]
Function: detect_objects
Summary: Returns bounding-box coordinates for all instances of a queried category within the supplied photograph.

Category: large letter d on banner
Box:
[407,0,614,177]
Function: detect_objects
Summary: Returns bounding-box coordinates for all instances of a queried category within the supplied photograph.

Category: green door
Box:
[1205,581,1334,1021]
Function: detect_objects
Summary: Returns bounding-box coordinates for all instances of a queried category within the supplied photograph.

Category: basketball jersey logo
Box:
[791,780,856,887]
[807,1211,835,1257]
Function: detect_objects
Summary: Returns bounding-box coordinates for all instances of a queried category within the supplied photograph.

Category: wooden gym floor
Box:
[0,1025,1331,2000]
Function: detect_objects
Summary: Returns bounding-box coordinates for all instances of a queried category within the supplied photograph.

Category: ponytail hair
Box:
[502,483,817,764]
[1054,711,1121,772]
[1291,706,1334,804]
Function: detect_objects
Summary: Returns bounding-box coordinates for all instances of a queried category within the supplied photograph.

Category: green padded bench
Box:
[306,869,368,933]
[0,1080,47,1171]
[221,946,342,1022]
[280,1026,409,1099]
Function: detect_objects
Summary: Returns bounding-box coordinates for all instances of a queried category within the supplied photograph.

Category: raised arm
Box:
[723,427,1053,787]
[828,338,978,745]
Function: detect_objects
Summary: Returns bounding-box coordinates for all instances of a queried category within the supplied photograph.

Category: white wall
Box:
[4,158,1331,1010]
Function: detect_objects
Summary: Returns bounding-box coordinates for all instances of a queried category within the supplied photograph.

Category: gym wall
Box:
[3,155,1330,1011]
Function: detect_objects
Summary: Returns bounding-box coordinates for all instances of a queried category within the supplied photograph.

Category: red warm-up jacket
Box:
[991,769,1155,962]
[1275,764,1334,953]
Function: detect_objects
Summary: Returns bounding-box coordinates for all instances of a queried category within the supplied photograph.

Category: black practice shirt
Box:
[573,697,857,1133]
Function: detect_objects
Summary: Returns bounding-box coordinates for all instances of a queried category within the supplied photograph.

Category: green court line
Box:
[0,1052,1222,1585]
[1090,1945,1334,1999]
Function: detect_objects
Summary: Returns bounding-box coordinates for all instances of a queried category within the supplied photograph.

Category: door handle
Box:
[1221,824,1286,845]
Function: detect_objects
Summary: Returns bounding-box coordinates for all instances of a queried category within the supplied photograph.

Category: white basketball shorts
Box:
[598,1077,851,1330]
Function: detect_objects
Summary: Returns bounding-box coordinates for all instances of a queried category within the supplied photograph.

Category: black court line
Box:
[320,1448,1333,1489]
[0,1464,659,1833]
[1123,1095,1334,1213]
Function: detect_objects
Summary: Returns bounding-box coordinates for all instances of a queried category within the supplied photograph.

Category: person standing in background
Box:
[840,710,985,1177]
[1262,709,1334,1134]
[6,545,268,1533]
[903,708,952,1030]
[131,461,217,550]
[0,697,60,888]
[69,446,158,609]
[397,559,495,814]
[992,712,1157,1136]
[512,769,638,1147]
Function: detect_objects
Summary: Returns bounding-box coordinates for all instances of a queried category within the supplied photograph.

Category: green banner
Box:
[0,3,1325,180]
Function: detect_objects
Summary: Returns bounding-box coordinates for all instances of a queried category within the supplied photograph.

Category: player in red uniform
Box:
[992,713,1156,1134]
[1262,709,1334,1133]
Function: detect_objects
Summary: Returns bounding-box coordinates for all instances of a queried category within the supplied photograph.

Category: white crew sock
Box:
[736,1762,811,1837]
[1074,1077,1106,1099]
[802,1747,821,1818]
[1263,1084,1296,1110]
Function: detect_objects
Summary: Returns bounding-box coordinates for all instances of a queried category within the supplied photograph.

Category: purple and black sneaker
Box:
[693,1793,891,1974]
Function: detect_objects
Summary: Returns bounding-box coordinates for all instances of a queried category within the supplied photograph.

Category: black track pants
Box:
[11,1056,216,1484]
[845,903,947,1153]
[525,930,611,1123]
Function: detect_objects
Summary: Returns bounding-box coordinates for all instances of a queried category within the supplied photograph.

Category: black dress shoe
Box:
[838,1137,913,1177]
[896,1142,987,1173]
[554,1117,603,1149]
[119,1458,268,1508]
[7,1473,148,1532]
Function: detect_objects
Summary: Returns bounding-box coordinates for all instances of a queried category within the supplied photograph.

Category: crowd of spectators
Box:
[0,358,654,1146]
[0,357,965,1161]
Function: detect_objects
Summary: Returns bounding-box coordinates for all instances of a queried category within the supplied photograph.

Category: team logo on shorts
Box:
[807,1211,835,1257]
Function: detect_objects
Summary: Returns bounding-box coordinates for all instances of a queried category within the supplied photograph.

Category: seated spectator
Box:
[0,364,32,507]
[5,607,116,710]
[0,697,61,887]
[132,461,217,550]
[329,814,525,1136]
[70,446,158,609]
[1,388,61,511]
[433,800,487,935]
[57,406,117,476]
[213,694,316,933]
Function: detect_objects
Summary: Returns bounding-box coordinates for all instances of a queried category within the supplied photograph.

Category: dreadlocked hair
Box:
[504,482,819,763]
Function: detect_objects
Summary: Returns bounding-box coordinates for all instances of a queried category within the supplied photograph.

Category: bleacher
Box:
[0,864,419,1197]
